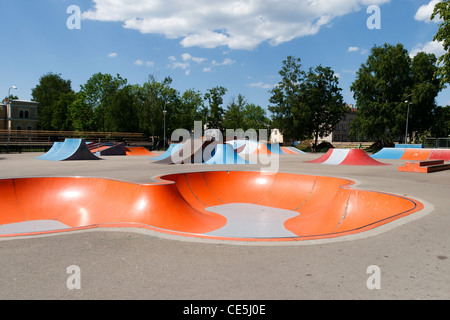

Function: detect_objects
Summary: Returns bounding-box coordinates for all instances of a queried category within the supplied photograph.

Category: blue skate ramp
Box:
[37,139,101,161]
[204,144,250,165]
[267,143,286,155]
[36,142,64,160]
[371,148,405,160]
[152,144,182,161]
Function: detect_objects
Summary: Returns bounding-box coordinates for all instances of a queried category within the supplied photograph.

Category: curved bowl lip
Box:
[0,171,425,243]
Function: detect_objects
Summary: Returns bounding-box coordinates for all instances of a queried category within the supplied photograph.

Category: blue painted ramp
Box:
[37,139,101,161]
[371,148,405,159]
[152,144,182,161]
[36,142,64,160]
[204,144,250,165]
[267,143,286,155]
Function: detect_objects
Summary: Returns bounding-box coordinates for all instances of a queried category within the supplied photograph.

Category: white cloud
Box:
[410,40,445,58]
[415,0,442,23]
[107,52,118,58]
[82,0,390,50]
[135,59,154,66]
[212,58,236,66]
[248,81,274,89]
[347,46,368,55]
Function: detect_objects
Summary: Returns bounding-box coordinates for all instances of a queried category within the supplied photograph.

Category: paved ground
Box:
[0,151,448,300]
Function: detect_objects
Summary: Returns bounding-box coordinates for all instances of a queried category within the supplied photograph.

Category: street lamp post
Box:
[404,100,411,144]
[163,102,168,150]
[6,86,17,152]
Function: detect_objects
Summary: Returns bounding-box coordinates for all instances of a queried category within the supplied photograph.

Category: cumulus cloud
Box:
[410,40,445,58]
[248,81,274,89]
[82,0,390,50]
[107,52,118,58]
[135,59,154,66]
[415,0,442,23]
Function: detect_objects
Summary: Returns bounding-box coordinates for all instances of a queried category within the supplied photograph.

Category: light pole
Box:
[404,100,411,144]
[163,102,168,150]
[6,86,17,152]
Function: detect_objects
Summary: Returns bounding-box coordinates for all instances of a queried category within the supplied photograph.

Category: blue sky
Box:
[1,0,448,113]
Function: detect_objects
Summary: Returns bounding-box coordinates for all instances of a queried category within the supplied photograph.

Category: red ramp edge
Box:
[340,149,389,166]
[0,172,423,242]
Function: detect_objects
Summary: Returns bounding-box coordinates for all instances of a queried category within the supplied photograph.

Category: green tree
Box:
[223,94,247,130]
[350,43,442,143]
[105,85,139,132]
[31,72,74,130]
[204,86,227,130]
[432,0,450,85]
[431,105,450,138]
[409,52,442,139]
[52,91,76,131]
[174,88,204,132]
[68,91,95,132]
[268,56,303,140]
[79,73,127,131]
[242,104,270,132]
[350,44,413,143]
[136,75,178,144]
[295,65,347,145]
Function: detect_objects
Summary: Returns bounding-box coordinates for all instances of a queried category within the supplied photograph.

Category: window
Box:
[16,125,22,130]
[25,111,29,119]
[342,125,347,131]
[19,110,24,118]
[335,125,340,131]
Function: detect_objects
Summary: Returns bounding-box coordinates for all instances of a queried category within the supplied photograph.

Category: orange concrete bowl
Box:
[0,171,423,242]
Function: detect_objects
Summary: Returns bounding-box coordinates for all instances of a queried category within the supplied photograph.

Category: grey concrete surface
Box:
[0,151,448,300]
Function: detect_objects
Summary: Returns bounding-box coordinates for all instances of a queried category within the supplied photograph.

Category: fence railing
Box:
[0,129,154,153]
[424,138,450,149]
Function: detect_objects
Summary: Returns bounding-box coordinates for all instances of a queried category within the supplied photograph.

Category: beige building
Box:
[0,99,38,131]
[322,106,357,143]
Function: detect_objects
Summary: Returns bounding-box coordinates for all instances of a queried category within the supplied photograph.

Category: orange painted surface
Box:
[125,147,157,156]
[252,144,272,155]
[0,172,423,241]
[401,149,432,161]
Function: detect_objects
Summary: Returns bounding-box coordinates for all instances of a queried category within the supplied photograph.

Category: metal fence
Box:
[424,138,450,148]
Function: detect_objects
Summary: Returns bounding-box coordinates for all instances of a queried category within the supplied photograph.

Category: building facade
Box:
[0,99,39,131]
[322,105,358,143]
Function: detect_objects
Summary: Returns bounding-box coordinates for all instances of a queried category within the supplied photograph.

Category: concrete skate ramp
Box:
[281,146,306,155]
[36,139,101,161]
[226,140,268,155]
[36,142,64,160]
[267,143,285,155]
[154,139,218,164]
[95,142,126,156]
[306,149,388,166]
[152,144,182,161]
[372,148,450,161]
[204,144,250,165]
[0,171,423,241]
[125,146,156,156]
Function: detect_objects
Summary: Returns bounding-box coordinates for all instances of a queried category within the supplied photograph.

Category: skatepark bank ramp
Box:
[0,171,423,242]
[305,149,388,166]
[37,139,101,161]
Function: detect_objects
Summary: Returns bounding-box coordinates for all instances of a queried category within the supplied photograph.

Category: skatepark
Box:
[0,140,449,300]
